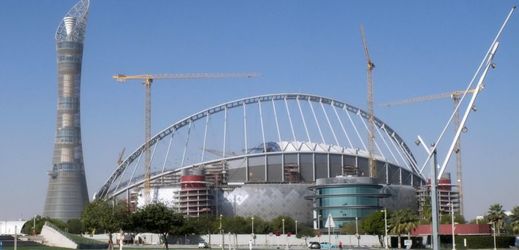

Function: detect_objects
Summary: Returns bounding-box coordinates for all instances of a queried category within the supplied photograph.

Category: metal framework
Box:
[55,0,89,42]
[95,93,421,200]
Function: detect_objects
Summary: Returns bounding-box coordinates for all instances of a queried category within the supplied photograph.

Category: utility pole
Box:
[383,208,388,249]
[450,202,456,250]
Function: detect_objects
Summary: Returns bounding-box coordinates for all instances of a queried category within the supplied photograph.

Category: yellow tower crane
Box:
[113,72,258,204]
[381,87,480,216]
[360,25,377,178]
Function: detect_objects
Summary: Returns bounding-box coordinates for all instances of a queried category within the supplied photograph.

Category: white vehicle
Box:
[198,242,209,248]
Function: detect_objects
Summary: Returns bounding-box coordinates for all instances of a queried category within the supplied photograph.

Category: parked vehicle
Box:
[308,242,321,249]
[198,242,209,248]
[319,242,336,249]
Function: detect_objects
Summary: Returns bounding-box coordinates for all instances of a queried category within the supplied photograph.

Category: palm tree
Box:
[419,199,432,224]
[486,203,506,235]
[510,206,519,234]
[389,209,419,248]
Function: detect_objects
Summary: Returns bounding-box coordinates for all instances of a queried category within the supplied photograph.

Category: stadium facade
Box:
[96,93,426,227]
[43,0,90,220]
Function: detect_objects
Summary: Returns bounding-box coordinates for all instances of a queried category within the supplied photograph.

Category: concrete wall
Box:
[191,234,382,248]
[0,221,25,235]
[40,224,77,249]
[85,233,383,248]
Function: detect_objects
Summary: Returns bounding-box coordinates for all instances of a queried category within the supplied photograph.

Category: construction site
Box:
[1,1,518,249]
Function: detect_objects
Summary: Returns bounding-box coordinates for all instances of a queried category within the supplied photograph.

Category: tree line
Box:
[23,200,315,250]
[22,201,519,249]
[340,203,519,248]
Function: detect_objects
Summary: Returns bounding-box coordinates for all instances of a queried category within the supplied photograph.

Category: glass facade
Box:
[310,180,387,228]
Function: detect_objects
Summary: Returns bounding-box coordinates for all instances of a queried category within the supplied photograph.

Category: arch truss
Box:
[96,93,421,200]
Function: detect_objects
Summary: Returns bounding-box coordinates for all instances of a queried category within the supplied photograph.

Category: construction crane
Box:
[117,147,126,165]
[360,25,377,178]
[381,88,478,107]
[381,87,480,216]
[113,72,258,204]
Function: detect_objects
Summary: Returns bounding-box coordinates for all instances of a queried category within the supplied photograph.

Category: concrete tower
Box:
[43,0,90,221]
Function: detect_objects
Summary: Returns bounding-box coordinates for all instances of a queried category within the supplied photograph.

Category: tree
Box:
[81,200,130,250]
[131,202,183,250]
[389,209,418,248]
[510,206,519,234]
[66,219,84,234]
[486,203,505,235]
[419,199,432,224]
[21,216,66,235]
[175,215,218,235]
[222,216,250,233]
[361,211,388,247]
[440,213,465,224]
[251,217,271,234]
[270,216,295,234]
[340,221,363,234]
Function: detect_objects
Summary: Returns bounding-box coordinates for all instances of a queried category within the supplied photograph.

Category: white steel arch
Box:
[96,93,420,199]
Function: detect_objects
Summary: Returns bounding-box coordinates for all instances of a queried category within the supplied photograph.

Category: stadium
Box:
[95,93,425,229]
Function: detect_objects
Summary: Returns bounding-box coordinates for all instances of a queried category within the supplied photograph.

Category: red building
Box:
[412,224,491,236]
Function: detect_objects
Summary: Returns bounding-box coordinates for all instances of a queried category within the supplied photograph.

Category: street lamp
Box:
[355,217,360,247]
[251,216,255,235]
[33,215,36,236]
[448,203,456,250]
[220,214,224,250]
[251,216,255,245]
[295,220,298,236]
[491,222,497,250]
[382,209,388,249]
[282,218,285,235]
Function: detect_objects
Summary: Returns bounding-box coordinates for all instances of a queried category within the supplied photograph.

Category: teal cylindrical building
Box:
[309,177,389,228]
[43,0,90,221]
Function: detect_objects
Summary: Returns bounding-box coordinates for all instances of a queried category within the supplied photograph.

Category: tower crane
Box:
[113,72,258,204]
[381,87,480,216]
[117,147,126,165]
[380,88,478,108]
[360,25,377,178]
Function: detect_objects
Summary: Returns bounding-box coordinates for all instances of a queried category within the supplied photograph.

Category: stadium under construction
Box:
[95,93,437,228]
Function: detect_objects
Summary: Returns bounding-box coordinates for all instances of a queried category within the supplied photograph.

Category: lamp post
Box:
[33,216,36,236]
[295,220,298,236]
[282,218,285,235]
[355,217,360,247]
[382,209,388,249]
[449,203,456,250]
[251,216,255,245]
[492,222,497,250]
[282,218,287,250]
[220,214,224,250]
[251,216,255,235]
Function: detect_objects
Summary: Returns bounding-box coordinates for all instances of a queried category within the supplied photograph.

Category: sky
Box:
[0,0,518,221]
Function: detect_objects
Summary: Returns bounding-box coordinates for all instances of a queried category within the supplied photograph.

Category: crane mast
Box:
[361,25,377,178]
[114,72,257,204]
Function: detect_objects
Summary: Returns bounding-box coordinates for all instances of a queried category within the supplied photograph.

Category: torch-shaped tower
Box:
[43,0,90,220]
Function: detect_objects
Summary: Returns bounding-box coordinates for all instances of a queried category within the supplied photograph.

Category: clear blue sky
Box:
[1,0,518,221]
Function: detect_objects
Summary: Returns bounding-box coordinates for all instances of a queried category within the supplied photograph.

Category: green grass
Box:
[1,247,198,250]
[2,247,70,250]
